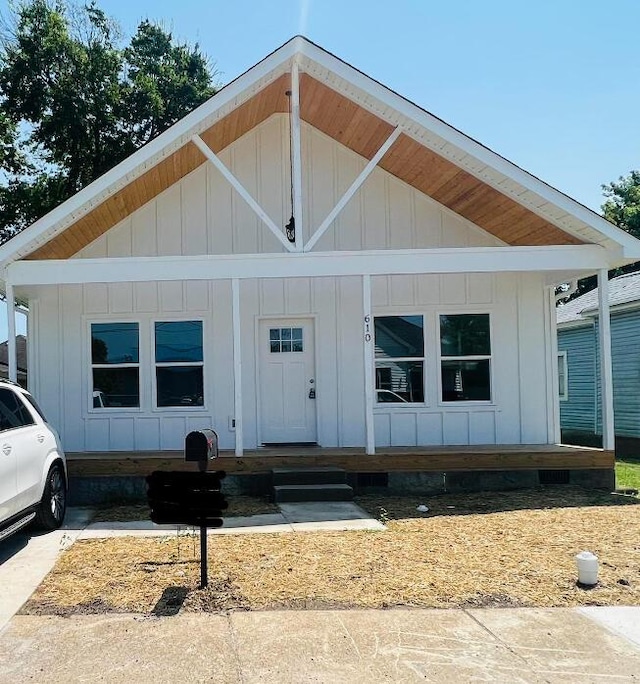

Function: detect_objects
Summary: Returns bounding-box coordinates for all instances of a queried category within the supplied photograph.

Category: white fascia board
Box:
[296,40,640,256]
[0,40,299,267]
[7,244,613,286]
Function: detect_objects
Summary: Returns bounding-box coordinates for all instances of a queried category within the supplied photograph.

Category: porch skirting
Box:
[66,444,615,505]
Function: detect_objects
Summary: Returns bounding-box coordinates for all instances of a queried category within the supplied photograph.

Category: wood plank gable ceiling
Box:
[27,71,581,260]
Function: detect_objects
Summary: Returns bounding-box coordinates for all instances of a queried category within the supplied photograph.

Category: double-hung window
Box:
[374,316,425,403]
[439,314,491,402]
[155,321,204,407]
[91,323,140,408]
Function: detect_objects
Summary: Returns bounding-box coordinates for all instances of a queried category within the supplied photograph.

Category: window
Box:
[155,321,204,407]
[374,316,424,403]
[0,387,35,431]
[440,314,491,402]
[270,327,303,353]
[558,351,568,401]
[91,323,140,408]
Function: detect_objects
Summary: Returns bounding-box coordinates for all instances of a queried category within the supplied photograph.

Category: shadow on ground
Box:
[356,486,640,522]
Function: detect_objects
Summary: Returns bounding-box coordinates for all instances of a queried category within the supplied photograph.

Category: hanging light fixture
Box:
[285,89,296,243]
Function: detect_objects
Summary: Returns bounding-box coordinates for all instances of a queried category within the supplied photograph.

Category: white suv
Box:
[0,380,67,542]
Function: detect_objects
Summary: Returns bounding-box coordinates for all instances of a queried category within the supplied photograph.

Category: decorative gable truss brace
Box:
[191,65,403,254]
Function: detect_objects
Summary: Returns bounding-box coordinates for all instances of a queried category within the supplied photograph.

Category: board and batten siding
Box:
[27,272,551,452]
[24,113,552,452]
[74,115,504,260]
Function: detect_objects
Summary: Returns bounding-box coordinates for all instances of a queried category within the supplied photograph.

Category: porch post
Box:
[598,269,615,450]
[362,275,375,454]
[232,278,243,456]
[6,281,17,383]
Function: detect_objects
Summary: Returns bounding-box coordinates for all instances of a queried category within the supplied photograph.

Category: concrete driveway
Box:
[0,508,93,632]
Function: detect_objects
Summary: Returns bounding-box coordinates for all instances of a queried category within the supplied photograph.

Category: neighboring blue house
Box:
[557,272,640,453]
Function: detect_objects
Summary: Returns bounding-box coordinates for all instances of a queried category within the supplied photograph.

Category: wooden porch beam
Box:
[290,61,304,252]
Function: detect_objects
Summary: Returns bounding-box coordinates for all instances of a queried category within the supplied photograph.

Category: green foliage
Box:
[615,458,640,493]
[602,170,640,240]
[0,0,217,242]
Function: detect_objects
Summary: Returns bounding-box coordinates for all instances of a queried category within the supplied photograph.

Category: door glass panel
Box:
[269,328,304,353]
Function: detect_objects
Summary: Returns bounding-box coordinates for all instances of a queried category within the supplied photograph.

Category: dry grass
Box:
[91,495,278,522]
[24,487,640,616]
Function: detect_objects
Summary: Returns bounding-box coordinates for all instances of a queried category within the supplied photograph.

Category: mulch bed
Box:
[23,487,640,616]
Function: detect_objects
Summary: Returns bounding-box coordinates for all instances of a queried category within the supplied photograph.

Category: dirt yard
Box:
[23,487,640,616]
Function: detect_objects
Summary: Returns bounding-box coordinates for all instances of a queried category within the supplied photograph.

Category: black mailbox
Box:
[185,429,219,464]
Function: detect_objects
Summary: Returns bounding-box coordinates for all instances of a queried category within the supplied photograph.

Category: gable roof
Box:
[1,36,639,265]
[557,271,640,325]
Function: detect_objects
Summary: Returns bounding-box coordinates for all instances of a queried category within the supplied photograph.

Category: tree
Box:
[0,0,217,242]
[602,170,640,240]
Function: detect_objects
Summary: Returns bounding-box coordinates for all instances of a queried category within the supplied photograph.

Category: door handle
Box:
[308,388,316,399]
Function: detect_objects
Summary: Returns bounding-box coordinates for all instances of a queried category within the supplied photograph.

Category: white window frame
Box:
[558,350,568,401]
[373,313,426,406]
[88,320,142,412]
[152,318,206,412]
[437,311,494,405]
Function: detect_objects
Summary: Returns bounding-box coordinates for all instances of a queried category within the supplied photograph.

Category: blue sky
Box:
[0,0,639,340]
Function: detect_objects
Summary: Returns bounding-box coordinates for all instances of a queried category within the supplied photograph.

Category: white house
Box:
[0,37,636,494]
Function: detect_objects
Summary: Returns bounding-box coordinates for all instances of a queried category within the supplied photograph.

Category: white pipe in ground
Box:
[575,551,599,586]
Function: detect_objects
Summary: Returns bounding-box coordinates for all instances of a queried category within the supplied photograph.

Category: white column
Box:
[362,275,375,454]
[545,286,561,444]
[232,278,243,456]
[290,61,304,252]
[6,282,16,383]
[598,269,615,450]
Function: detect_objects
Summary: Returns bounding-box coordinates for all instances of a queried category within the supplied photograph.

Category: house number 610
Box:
[364,315,371,342]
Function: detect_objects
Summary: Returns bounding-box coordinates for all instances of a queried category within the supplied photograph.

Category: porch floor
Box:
[66,444,613,478]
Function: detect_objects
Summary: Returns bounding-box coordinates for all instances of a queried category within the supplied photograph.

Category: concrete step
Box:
[271,467,347,486]
[273,484,354,503]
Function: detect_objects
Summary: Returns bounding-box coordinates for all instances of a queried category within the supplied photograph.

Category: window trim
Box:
[88,320,142,412]
[152,317,207,412]
[373,313,427,406]
[436,311,494,405]
[558,350,568,402]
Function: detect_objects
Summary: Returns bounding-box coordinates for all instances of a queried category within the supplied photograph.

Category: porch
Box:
[67,443,614,478]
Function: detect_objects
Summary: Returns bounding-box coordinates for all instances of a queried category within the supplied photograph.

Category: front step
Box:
[273,483,354,503]
[272,466,347,486]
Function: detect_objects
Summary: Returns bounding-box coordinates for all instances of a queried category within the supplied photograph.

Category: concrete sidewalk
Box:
[79,501,385,538]
[1,607,639,682]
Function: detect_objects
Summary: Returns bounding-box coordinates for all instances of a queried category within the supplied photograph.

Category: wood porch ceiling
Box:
[27,72,582,260]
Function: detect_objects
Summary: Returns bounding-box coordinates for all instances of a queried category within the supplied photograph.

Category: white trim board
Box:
[7,245,616,286]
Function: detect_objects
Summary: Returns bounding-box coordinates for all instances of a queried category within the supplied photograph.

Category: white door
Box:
[259,319,317,444]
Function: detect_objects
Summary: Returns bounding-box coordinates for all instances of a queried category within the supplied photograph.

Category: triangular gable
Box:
[2,36,639,264]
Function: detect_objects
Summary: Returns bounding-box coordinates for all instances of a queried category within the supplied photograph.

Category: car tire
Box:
[34,463,67,530]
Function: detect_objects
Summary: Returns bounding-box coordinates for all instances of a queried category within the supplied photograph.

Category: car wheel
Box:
[34,463,67,530]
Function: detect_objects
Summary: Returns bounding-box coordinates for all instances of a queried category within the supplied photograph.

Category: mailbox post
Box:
[147,429,226,589]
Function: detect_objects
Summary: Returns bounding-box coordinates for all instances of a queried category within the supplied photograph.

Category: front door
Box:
[259,318,317,444]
